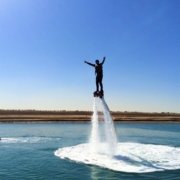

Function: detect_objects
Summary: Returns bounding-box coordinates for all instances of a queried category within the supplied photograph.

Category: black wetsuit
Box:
[86,60,105,92]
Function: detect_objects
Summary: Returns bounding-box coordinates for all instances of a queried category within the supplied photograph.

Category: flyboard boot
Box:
[93,91,99,97]
[93,90,104,98]
[99,90,104,98]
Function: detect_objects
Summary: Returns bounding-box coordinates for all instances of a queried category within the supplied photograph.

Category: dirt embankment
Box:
[0,110,179,123]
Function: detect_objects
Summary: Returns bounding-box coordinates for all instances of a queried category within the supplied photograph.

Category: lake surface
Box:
[0,123,180,180]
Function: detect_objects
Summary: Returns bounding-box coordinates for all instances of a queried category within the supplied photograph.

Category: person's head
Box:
[95,60,99,65]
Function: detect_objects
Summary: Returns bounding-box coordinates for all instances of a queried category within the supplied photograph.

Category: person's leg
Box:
[99,75,103,91]
[96,76,99,92]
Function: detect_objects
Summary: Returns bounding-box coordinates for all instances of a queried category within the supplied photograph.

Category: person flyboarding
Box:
[84,57,106,98]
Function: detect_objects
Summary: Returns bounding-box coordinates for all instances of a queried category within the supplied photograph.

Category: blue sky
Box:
[0,0,180,112]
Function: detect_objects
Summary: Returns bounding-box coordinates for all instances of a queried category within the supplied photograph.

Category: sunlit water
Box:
[0,123,180,180]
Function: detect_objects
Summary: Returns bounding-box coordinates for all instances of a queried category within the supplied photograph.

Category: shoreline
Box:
[0,119,180,124]
[1,110,179,123]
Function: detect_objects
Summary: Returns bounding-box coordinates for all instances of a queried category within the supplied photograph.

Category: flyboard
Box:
[93,90,104,98]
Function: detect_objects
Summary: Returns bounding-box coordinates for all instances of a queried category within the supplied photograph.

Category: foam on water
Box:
[1,137,60,143]
[54,142,180,173]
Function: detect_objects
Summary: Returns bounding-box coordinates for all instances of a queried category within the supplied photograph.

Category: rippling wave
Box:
[1,137,61,143]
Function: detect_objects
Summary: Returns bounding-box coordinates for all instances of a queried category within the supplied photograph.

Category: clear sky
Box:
[0,0,180,112]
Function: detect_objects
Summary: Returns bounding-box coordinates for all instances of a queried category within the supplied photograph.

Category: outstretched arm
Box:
[84,61,95,67]
[101,56,106,65]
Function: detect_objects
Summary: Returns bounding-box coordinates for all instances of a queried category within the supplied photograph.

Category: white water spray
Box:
[89,96,118,155]
[55,96,180,173]
[89,98,100,153]
[101,97,118,154]
[54,97,180,173]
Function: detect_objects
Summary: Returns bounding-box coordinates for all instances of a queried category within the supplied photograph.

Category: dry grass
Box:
[0,115,180,123]
[0,110,180,123]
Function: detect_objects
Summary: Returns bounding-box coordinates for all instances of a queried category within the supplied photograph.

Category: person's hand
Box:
[103,56,106,59]
[84,61,87,63]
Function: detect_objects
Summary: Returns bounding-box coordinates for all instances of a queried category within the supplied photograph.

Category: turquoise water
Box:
[0,123,180,180]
